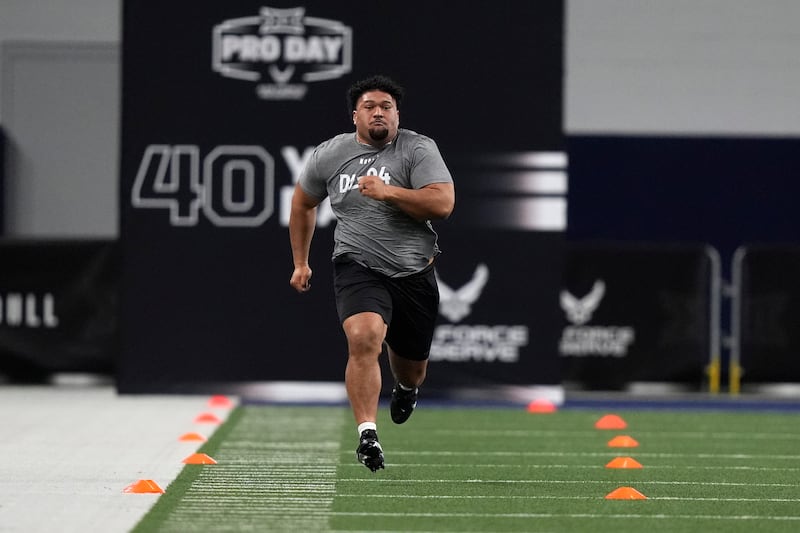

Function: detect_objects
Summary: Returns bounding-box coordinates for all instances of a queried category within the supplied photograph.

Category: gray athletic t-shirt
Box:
[299,128,453,277]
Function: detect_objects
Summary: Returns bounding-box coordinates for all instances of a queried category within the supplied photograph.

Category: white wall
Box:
[0,0,120,237]
[1,0,798,237]
[566,0,800,136]
[0,0,119,44]
[0,0,118,106]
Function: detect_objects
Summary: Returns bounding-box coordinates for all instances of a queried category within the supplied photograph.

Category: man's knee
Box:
[344,313,386,357]
[347,331,383,357]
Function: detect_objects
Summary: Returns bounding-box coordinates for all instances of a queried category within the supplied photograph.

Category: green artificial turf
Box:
[133,403,800,532]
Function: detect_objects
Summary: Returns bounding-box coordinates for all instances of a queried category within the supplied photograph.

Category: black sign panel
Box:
[560,243,715,390]
[737,246,800,382]
[119,1,565,392]
[0,129,4,236]
[0,241,117,381]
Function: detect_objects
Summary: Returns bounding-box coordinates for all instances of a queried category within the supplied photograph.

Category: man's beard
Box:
[368,126,389,142]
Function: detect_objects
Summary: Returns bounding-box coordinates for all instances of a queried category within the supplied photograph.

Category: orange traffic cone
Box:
[194,412,222,424]
[178,432,207,442]
[608,435,639,448]
[208,395,234,408]
[182,453,218,465]
[605,456,643,469]
[526,398,557,413]
[595,414,627,430]
[605,486,647,500]
[123,479,164,494]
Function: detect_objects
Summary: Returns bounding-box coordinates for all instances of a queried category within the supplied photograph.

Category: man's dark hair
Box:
[347,75,404,111]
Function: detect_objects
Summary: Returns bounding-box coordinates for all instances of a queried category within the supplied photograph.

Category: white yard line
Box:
[337,478,800,487]
[336,493,800,503]
[150,407,344,533]
[331,511,800,521]
[430,428,800,440]
[378,450,800,460]
[341,462,800,472]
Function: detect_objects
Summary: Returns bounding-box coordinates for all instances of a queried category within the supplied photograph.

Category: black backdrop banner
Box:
[119,1,565,393]
[559,243,716,391]
[736,246,800,383]
[0,128,4,236]
[0,240,117,381]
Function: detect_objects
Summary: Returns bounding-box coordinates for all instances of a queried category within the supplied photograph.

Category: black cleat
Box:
[390,383,418,424]
[356,429,384,472]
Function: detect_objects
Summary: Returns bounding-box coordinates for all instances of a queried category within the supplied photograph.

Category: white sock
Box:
[357,421,377,436]
[398,382,416,391]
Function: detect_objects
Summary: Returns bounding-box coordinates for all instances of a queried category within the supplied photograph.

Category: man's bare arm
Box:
[288,184,321,292]
[358,177,455,221]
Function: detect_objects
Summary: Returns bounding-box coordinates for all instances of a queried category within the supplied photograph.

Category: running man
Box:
[289,74,455,472]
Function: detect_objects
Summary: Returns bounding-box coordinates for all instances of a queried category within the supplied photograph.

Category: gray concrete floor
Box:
[0,383,233,533]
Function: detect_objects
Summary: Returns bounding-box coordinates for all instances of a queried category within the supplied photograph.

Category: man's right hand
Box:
[290,265,313,293]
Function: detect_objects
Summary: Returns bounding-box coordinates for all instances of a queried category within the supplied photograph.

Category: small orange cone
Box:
[608,435,639,448]
[208,395,234,408]
[123,479,164,494]
[527,398,557,413]
[178,432,207,442]
[194,412,222,424]
[605,456,643,469]
[595,414,627,430]
[182,453,217,465]
[605,486,647,500]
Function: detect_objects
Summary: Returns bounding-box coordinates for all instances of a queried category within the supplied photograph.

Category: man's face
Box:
[353,90,399,146]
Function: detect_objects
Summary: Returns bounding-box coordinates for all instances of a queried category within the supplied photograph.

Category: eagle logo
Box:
[560,280,605,325]
[436,264,489,323]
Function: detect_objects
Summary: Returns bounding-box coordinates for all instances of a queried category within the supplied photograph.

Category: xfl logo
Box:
[131,145,274,227]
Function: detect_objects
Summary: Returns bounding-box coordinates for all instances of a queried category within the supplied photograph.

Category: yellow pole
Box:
[707,359,720,394]
[729,361,741,395]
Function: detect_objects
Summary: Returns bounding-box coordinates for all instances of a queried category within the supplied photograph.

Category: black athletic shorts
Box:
[332,256,439,361]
